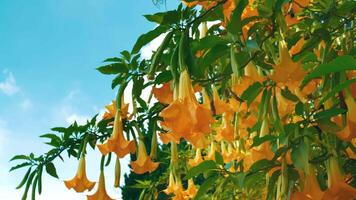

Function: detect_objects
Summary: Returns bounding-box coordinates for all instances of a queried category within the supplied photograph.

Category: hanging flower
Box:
[250,117,274,161]
[152,83,173,105]
[205,141,217,161]
[130,138,159,174]
[188,148,204,167]
[284,0,310,26]
[87,171,114,200]
[215,113,234,142]
[336,93,356,141]
[97,112,136,158]
[321,157,356,199]
[184,179,198,199]
[160,70,214,148]
[64,156,95,193]
[102,100,129,120]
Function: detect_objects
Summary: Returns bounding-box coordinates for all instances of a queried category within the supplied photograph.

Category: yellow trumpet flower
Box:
[184,179,198,199]
[102,100,129,120]
[130,138,159,174]
[152,82,173,105]
[87,171,114,200]
[97,112,136,158]
[321,157,356,200]
[160,70,213,148]
[64,156,95,193]
[188,148,204,167]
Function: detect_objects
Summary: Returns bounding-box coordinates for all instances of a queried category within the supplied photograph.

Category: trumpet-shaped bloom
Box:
[152,83,173,105]
[64,156,95,193]
[87,171,114,200]
[97,112,136,158]
[250,118,274,161]
[160,70,213,148]
[215,113,235,142]
[130,139,159,174]
[212,87,232,116]
[102,100,129,120]
[188,148,204,167]
[284,0,309,26]
[270,40,305,84]
[184,179,198,199]
[205,141,217,161]
[321,158,356,200]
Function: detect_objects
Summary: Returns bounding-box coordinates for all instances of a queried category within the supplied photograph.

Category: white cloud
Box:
[0,71,20,96]
[20,99,33,110]
[65,113,90,125]
[140,33,166,59]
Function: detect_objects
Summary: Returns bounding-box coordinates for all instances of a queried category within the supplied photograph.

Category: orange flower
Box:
[222,0,236,22]
[284,0,309,26]
[160,70,214,148]
[321,158,356,200]
[102,100,129,120]
[241,0,259,39]
[205,141,217,161]
[97,112,136,158]
[184,179,198,199]
[334,93,356,141]
[152,83,173,105]
[87,171,114,200]
[221,141,236,163]
[215,113,234,142]
[159,132,181,144]
[164,172,184,196]
[188,148,204,167]
[270,40,305,84]
[64,156,95,193]
[250,118,274,161]
[290,37,305,55]
[130,138,159,174]
[212,87,232,116]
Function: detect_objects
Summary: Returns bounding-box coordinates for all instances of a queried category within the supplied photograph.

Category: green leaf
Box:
[215,151,224,166]
[241,82,263,106]
[144,10,180,25]
[31,176,38,200]
[185,160,217,180]
[10,162,31,172]
[37,165,43,194]
[45,162,58,178]
[96,63,128,75]
[281,87,300,102]
[302,55,356,87]
[155,70,173,84]
[229,173,245,188]
[10,155,30,161]
[314,108,346,120]
[249,159,276,173]
[194,175,219,200]
[21,171,36,200]
[131,25,169,54]
[291,139,309,172]
[16,167,32,189]
[251,135,277,148]
[226,0,248,34]
[319,78,356,106]
[103,57,121,62]
[267,169,281,200]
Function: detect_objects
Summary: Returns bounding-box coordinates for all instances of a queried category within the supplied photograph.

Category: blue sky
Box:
[0,0,178,199]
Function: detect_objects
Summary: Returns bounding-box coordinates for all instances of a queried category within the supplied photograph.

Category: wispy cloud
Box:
[20,98,33,110]
[0,70,20,96]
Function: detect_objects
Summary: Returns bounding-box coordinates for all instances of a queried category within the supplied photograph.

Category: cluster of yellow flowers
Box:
[61,0,356,199]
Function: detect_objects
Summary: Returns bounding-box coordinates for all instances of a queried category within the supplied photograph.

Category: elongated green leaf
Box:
[31,176,38,200]
[96,63,128,75]
[37,165,43,194]
[251,135,276,148]
[45,162,58,178]
[21,171,36,200]
[16,167,32,189]
[281,87,300,102]
[10,155,30,161]
[215,151,224,166]
[241,82,263,106]
[144,10,180,25]
[302,55,356,87]
[185,160,217,180]
[314,108,346,120]
[131,25,169,54]
[319,78,356,106]
[291,139,309,172]
[267,169,281,200]
[194,175,219,200]
[10,162,31,172]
